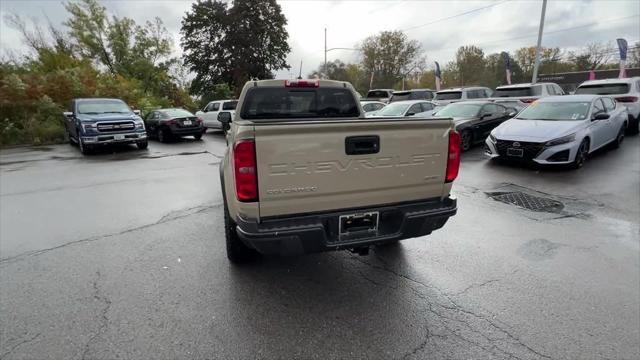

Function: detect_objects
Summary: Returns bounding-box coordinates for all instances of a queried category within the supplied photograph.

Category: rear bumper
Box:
[169,125,204,135]
[235,197,457,256]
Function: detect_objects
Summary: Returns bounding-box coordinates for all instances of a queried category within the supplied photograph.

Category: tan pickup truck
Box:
[220,79,460,263]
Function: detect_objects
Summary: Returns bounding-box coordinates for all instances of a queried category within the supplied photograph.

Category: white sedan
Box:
[360,100,386,113]
[485,95,628,168]
[366,100,437,118]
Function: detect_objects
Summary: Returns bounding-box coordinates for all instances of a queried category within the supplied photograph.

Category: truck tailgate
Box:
[254,119,453,217]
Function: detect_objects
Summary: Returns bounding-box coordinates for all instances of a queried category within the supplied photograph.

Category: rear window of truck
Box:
[493,86,540,97]
[366,90,390,98]
[241,87,359,119]
[435,91,462,100]
[575,84,630,95]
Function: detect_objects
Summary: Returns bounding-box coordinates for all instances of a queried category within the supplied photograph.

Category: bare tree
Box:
[568,42,615,70]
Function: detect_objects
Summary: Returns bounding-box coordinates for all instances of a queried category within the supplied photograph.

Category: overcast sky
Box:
[1,0,638,78]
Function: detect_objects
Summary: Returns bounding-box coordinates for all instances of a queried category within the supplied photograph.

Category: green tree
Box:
[181,0,291,96]
[360,30,422,89]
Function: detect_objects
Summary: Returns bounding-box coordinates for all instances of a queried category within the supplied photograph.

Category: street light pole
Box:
[531,0,548,84]
[324,28,327,79]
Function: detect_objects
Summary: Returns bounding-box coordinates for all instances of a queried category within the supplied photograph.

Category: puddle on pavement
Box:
[517,238,564,261]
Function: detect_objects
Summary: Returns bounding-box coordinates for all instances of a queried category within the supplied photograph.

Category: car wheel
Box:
[571,139,589,169]
[628,115,639,135]
[460,130,472,151]
[78,136,91,155]
[137,140,148,150]
[157,127,168,143]
[612,125,625,149]
[224,201,258,264]
[194,132,203,140]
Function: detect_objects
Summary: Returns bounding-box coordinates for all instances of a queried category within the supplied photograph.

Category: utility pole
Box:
[324,28,327,79]
[531,0,548,84]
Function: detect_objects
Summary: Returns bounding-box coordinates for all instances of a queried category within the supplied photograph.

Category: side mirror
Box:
[63,111,73,118]
[405,112,415,117]
[481,113,493,119]
[508,111,517,117]
[133,109,141,116]
[593,113,609,121]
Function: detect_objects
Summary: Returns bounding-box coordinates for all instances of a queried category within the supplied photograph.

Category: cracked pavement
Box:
[1,132,638,359]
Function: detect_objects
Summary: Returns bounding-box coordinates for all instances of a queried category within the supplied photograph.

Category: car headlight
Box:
[545,133,576,147]
[82,123,97,132]
[489,133,497,143]
[135,120,145,130]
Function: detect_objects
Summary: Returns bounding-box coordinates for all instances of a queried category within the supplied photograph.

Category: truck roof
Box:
[244,79,352,89]
[495,82,557,89]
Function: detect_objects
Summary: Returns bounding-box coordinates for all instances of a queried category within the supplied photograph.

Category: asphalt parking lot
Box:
[1,131,638,360]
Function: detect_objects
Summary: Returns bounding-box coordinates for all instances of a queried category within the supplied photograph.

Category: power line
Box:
[427,14,639,52]
[401,0,511,32]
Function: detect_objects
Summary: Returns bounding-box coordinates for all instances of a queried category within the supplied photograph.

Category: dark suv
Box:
[64,98,148,154]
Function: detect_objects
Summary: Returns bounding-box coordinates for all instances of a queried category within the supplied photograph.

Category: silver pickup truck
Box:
[219,79,460,263]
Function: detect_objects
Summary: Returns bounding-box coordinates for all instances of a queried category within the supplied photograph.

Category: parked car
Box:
[144,108,205,142]
[434,86,493,105]
[575,77,640,134]
[63,98,148,155]
[485,95,628,168]
[363,89,395,103]
[492,82,564,106]
[492,99,527,113]
[434,101,516,151]
[366,100,437,118]
[389,89,436,102]
[220,79,459,263]
[360,100,386,113]
[196,99,238,131]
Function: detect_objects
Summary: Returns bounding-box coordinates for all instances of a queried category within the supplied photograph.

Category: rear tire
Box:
[612,125,625,149]
[224,202,258,264]
[571,139,589,169]
[157,127,169,143]
[194,132,203,140]
[628,115,639,135]
[460,130,472,152]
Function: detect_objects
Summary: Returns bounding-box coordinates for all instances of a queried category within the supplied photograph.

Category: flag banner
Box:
[501,52,512,85]
[588,70,596,80]
[617,38,628,78]
[434,61,442,91]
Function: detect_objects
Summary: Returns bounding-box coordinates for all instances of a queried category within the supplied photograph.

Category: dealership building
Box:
[537,68,640,93]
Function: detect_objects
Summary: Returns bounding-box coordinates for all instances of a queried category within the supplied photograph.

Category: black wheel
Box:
[571,139,589,169]
[460,130,472,152]
[194,132,203,140]
[67,131,74,145]
[157,127,169,143]
[78,136,91,155]
[137,140,148,150]
[628,116,639,135]
[224,202,258,264]
[612,125,625,149]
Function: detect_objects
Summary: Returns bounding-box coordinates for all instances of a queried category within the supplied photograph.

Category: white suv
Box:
[196,99,238,130]
[434,86,493,105]
[575,77,640,134]
[492,82,564,106]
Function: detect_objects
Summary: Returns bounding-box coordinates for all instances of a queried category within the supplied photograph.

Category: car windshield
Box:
[222,101,238,110]
[435,103,481,117]
[493,87,533,97]
[77,100,131,114]
[435,92,462,100]
[163,109,194,118]
[241,87,359,119]
[516,101,591,120]
[575,84,630,95]
[376,102,411,116]
[367,90,389,98]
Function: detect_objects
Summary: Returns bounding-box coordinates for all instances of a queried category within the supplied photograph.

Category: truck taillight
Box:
[233,140,258,202]
[285,79,319,88]
[445,130,461,183]
[615,96,638,103]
